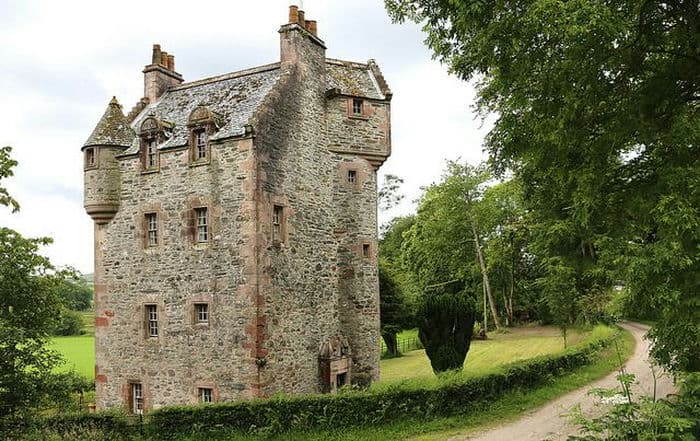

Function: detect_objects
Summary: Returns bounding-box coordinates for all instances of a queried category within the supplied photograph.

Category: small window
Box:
[146,138,158,169]
[352,99,363,116]
[272,205,284,242]
[195,208,208,243]
[131,383,143,414]
[146,305,158,337]
[347,170,357,184]
[85,148,96,168]
[199,387,213,403]
[145,213,157,247]
[362,243,371,258]
[193,129,208,161]
[195,303,209,324]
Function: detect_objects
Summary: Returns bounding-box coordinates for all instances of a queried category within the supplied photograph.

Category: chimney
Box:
[288,5,299,24]
[279,5,326,77]
[143,44,184,103]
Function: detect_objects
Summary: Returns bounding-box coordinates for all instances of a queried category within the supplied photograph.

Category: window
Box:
[85,148,96,168]
[352,98,363,116]
[347,170,357,184]
[193,128,208,161]
[146,138,158,169]
[131,383,143,414]
[145,213,157,247]
[272,205,284,243]
[195,208,208,243]
[199,387,213,403]
[195,303,209,324]
[362,243,371,258]
[146,305,158,337]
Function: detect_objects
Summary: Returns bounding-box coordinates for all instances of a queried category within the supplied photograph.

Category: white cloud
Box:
[0,0,491,272]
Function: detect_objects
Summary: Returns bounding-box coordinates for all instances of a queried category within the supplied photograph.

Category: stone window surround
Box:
[187,294,214,329]
[194,207,209,244]
[188,126,212,166]
[346,97,370,120]
[84,147,98,170]
[355,239,375,260]
[184,197,218,248]
[139,203,165,251]
[145,304,159,338]
[123,380,148,414]
[267,194,292,247]
[140,299,166,342]
[193,381,219,404]
[338,161,366,191]
[145,212,158,248]
[140,136,161,173]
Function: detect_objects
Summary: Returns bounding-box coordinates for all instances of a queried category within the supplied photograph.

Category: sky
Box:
[0,0,491,274]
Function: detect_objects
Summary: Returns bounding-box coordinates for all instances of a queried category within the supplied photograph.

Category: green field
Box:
[52,321,590,385]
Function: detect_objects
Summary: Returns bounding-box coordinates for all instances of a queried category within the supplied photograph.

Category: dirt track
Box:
[449,322,676,441]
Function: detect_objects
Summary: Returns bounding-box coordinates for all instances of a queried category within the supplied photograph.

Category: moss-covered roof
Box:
[83,97,136,148]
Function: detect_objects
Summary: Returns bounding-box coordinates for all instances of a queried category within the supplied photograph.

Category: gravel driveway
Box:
[449,322,676,441]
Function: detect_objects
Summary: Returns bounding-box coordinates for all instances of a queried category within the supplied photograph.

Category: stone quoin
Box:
[82,5,392,412]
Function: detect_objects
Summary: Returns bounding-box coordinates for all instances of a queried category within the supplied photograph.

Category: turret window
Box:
[85,148,96,169]
[352,99,363,115]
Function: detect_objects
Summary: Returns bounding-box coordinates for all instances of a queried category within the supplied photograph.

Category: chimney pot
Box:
[167,54,175,70]
[289,5,299,24]
[152,44,162,65]
[161,51,168,66]
[297,9,305,27]
[307,20,317,36]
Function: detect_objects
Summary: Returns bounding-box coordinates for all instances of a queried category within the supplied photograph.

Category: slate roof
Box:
[83,97,136,148]
[119,59,386,155]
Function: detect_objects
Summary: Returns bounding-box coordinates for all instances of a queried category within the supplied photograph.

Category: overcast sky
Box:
[0,0,490,274]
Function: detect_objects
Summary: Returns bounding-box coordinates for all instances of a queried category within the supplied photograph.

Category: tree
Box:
[0,147,74,430]
[403,161,502,329]
[379,260,411,356]
[54,277,93,312]
[386,1,699,372]
[417,284,475,374]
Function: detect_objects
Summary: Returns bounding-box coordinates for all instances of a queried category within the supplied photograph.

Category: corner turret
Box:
[82,97,134,224]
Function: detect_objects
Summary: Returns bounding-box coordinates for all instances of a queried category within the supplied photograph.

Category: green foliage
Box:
[0,148,81,433]
[54,277,93,312]
[379,260,412,356]
[386,0,699,372]
[417,289,475,373]
[0,146,20,213]
[51,308,85,336]
[146,330,617,439]
[567,373,700,440]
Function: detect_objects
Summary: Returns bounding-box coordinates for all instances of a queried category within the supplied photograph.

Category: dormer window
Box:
[139,116,168,172]
[194,129,208,160]
[146,138,158,169]
[188,106,220,165]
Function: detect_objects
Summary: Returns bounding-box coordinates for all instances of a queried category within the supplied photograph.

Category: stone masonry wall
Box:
[94,139,259,411]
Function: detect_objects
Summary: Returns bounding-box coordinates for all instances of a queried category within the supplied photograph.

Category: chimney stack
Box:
[297,9,305,27]
[306,20,317,36]
[143,44,183,103]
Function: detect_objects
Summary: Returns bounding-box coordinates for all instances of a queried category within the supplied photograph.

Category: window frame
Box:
[198,387,213,403]
[272,205,285,244]
[145,137,158,170]
[347,170,357,185]
[194,207,209,244]
[145,304,158,338]
[194,303,209,325]
[84,147,97,169]
[352,98,363,116]
[190,127,210,164]
[145,213,158,247]
[130,382,144,414]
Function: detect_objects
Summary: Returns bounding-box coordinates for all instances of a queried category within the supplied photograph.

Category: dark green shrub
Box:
[52,308,84,336]
[417,291,475,373]
[148,329,617,440]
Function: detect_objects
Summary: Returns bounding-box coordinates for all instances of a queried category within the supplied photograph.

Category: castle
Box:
[82,6,391,412]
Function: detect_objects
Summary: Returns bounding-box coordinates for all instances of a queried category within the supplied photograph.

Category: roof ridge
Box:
[172,62,282,91]
[325,58,368,68]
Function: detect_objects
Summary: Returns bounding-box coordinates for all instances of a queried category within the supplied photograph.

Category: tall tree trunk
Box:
[471,223,501,329]
[509,233,516,324]
[483,282,488,331]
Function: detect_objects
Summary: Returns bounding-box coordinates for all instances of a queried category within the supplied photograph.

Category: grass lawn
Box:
[51,335,94,379]
[379,325,586,385]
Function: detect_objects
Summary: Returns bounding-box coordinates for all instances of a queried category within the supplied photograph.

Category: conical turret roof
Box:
[83,97,136,148]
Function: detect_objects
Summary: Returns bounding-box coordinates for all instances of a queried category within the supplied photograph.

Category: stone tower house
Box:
[82,6,391,412]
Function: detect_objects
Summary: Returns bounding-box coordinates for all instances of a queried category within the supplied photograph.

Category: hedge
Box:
[146,329,618,439]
